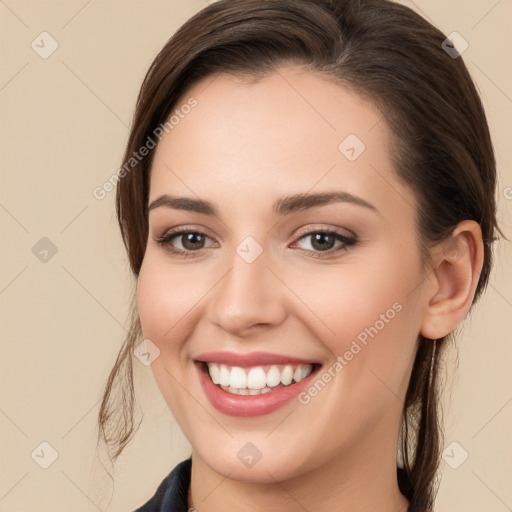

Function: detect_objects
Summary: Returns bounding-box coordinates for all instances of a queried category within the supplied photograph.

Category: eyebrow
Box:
[147,191,379,217]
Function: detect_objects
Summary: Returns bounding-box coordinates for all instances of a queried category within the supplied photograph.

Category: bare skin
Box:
[136,66,483,512]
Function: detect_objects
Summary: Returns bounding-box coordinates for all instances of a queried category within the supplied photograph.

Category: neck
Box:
[188,429,409,512]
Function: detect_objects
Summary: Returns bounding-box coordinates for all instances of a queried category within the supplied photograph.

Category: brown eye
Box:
[293,229,357,258]
[155,229,216,256]
[179,232,206,251]
[309,232,337,251]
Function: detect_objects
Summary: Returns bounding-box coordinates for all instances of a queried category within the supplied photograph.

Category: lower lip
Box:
[196,362,320,417]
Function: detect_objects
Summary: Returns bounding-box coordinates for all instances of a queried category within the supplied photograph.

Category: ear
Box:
[420,220,485,340]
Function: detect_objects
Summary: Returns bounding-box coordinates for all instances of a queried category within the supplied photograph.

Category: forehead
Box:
[148,66,415,220]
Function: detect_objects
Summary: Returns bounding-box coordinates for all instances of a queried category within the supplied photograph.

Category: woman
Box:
[97,1,502,511]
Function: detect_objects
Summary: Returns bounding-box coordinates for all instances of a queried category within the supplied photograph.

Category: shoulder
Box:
[133,457,192,512]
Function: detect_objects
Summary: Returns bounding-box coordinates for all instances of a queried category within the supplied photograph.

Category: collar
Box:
[133,457,192,512]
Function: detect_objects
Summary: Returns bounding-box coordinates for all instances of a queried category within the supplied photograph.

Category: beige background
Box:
[0,1,511,511]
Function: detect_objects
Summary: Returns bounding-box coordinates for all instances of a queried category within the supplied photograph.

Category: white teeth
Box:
[294,365,310,382]
[219,365,230,386]
[209,363,220,384]
[266,365,281,387]
[281,365,294,385]
[229,366,247,389]
[247,367,267,389]
[206,362,315,394]
[220,385,273,395]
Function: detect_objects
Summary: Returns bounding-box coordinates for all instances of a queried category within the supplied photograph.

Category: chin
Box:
[193,440,314,484]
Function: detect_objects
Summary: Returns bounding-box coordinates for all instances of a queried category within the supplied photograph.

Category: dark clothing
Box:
[133,458,192,512]
[134,457,413,511]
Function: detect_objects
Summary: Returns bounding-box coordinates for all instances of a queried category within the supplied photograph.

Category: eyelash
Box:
[155,226,357,260]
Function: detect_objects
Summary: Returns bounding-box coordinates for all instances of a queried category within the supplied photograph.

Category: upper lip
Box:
[195,351,320,367]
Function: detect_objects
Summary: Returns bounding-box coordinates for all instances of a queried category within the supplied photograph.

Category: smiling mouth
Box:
[197,361,321,395]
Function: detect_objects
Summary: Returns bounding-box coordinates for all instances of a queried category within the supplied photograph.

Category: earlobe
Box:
[420,221,484,340]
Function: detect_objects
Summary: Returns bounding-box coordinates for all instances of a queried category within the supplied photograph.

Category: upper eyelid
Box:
[159,225,219,243]
[158,225,354,246]
[158,224,350,236]
[294,224,356,239]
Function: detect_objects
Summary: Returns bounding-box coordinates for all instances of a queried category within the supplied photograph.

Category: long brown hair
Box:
[97,1,502,510]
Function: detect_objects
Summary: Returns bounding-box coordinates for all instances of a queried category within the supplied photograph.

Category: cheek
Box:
[294,248,422,398]
[295,251,421,345]
[136,255,205,348]
[136,256,201,425]
[136,262,170,343]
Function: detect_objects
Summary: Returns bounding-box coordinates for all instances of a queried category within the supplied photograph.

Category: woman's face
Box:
[137,66,432,482]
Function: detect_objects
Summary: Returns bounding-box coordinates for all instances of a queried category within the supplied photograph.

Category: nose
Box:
[206,242,287,338]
